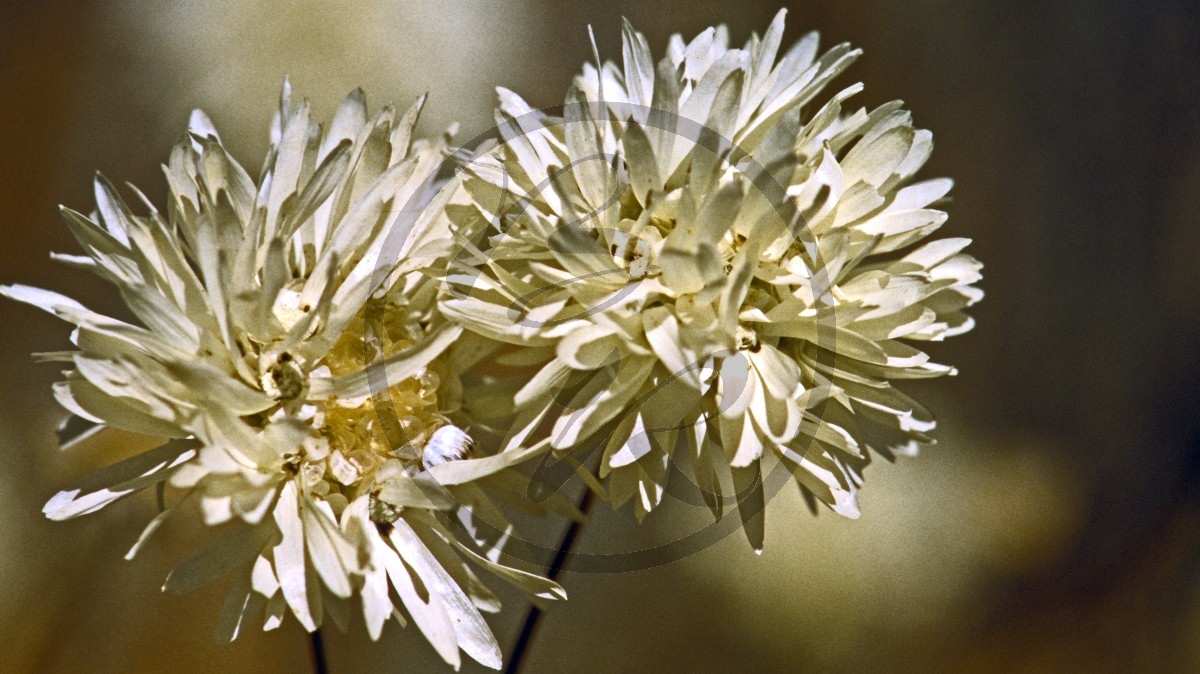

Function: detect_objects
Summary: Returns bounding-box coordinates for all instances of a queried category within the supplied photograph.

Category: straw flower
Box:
[2,85,561,669]
[443,11,982,549]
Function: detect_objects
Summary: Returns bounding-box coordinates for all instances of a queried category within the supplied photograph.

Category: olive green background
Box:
[1,1,1198,672]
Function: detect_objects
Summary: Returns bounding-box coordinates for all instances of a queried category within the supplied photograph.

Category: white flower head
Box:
[3,83,561,669]
[444,11,982,549]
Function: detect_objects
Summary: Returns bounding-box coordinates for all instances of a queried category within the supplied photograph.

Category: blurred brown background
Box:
[2,1,1199,672]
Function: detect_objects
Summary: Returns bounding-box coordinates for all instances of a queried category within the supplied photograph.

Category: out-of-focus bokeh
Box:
[1,1,1198,672]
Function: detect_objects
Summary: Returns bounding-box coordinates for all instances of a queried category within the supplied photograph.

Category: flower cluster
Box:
[445,9,982,548]
[3,85,564,669]
[3,10,982,671]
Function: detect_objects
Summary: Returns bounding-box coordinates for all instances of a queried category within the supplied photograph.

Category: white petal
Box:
[272,481,316,631]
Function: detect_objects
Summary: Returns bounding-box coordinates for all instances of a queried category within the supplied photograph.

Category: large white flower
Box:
[2,85,561,670]
[443,11,982,549]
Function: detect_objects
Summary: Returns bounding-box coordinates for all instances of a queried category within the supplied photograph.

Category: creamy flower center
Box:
[274,300,467,518]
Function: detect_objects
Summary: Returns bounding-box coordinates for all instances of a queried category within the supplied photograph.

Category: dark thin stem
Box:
[505,487,596,674]
[309,628,329,674]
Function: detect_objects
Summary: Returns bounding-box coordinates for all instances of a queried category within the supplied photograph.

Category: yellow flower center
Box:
[318,307,449,477]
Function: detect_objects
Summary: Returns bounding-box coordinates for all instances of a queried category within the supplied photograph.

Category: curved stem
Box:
[309,628,329,674]
[505,487,596,674]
